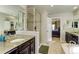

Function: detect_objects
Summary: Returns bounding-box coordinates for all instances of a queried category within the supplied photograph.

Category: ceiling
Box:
[48,5,74,14]
[33,5,79,17]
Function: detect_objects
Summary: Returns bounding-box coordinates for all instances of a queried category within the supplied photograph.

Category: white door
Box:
[46,18,52,43]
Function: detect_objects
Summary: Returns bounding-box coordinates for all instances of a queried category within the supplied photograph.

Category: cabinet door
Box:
[65,32,69,43]
[18,38,35,54]
[18,41,31,54]
[30,39,35,54]
[65,32,72,43]
[6,37,35,54]
[19,45,31,54]
[65,32,78,44]
[72,34,78,44]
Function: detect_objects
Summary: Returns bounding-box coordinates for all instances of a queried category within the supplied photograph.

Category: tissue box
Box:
[0,35,5,42]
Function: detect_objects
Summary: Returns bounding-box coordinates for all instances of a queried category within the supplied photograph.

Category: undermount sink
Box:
[61,43,79,54]
[70,45,79,54]
[10,39,25,43]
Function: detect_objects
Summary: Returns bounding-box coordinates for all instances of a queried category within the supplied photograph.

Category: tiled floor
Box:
[48,37,65,54]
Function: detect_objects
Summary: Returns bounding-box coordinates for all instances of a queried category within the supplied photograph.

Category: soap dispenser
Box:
[0,32,5,42]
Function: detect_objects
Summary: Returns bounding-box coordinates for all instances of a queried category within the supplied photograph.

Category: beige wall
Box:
[35,10,41,43]
[27,6,35,31]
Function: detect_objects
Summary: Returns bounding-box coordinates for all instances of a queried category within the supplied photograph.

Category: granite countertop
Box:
[0,34,35,54]
[61,43,79,54]
[66,31,79,36]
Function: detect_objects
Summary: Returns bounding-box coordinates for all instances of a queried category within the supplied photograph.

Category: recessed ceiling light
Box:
[73,6,78,10]
[50,5,54,7]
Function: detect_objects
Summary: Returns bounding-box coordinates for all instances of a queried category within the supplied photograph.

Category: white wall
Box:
[40,10,48,44]
[51,12,73,42]
[47,18,52,43]
[35,10,41,44]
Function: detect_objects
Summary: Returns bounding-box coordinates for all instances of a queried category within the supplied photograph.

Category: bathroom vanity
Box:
[61,43,79,54]
[65,32,79,44]
[0,35,35,54]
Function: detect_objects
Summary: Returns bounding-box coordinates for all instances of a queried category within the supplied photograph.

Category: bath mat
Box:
[39,45,49,54]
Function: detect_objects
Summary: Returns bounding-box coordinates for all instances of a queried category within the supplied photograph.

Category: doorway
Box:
[52,19,60,38]
[51,18,60,43]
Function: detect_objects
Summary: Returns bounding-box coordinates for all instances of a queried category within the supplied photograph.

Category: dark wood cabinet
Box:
[19,45,31,54]
[5,47,18,54]
[6,37,35,54]
[65,32,78,44]
[65,32,72,43]
[30,39,35,54]
[18,37,35,54]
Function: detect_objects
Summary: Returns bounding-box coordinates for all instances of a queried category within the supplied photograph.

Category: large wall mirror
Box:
[0,11,24,32]
[66,19,79,29]
[16,11,24,31]
[72,19,79,28]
